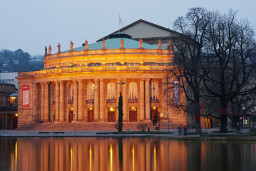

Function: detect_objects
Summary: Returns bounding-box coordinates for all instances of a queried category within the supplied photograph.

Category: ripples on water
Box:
[1,137,256,171]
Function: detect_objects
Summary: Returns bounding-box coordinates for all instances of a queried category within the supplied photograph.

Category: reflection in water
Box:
[1,137,256,171]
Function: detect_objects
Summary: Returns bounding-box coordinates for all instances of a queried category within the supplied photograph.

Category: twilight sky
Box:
[0,0,255,56]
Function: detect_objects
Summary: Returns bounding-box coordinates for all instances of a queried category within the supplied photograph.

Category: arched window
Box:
[129,82,137,99]
[68,83,74,103]
[87,83,95,100]
[107,82,116,100]
[151,82,158,99]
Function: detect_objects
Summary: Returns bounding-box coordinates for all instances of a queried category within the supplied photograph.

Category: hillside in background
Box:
[0,49,43,72]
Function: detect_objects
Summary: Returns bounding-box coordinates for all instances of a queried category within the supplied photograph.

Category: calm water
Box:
[1,137,256,171]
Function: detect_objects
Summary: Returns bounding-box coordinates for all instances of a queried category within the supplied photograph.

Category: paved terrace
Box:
[0,121,252,140]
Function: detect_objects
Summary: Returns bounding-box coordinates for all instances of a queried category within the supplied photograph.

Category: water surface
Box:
[1,137,256,171]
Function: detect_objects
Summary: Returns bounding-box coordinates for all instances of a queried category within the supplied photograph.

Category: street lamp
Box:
[117,82,126,93]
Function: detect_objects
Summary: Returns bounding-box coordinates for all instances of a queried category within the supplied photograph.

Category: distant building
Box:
[0,81,18,129]
[0,72,18,88]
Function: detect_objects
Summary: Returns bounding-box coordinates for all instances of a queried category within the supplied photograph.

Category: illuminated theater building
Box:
[17,33,186,127]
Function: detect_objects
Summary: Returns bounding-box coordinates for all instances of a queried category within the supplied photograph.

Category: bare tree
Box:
[202,10,256,132]
[171,7,211,133]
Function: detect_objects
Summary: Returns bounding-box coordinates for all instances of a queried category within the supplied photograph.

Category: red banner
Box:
[22,85,29,107]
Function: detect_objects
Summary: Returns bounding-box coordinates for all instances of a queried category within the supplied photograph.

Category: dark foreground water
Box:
[1,137,256,171]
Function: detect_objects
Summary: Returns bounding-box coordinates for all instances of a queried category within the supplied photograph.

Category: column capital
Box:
[99,78,104,82]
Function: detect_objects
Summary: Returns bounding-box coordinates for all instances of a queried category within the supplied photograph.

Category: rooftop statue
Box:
[139,38,143,49]
[45,46,47,56]
[85,40,88,50]
[102,39,106,50]
[49,45,52,55]
[70,41,73,52]
[158,38,162,49]
[57,43,61,54]
[121,38,124,49]
[168,39,173,53]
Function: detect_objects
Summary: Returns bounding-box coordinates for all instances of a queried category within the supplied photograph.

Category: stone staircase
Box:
[16,121,180,132]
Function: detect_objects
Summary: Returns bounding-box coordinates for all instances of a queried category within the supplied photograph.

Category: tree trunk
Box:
[220,102,228,133]
[118,92,123,132]
[194,95,202,134]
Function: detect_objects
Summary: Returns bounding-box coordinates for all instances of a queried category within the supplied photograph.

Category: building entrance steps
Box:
[15,121,180,132]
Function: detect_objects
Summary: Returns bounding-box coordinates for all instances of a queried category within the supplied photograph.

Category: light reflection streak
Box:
[89,145,92,171]
[71,146,73,171]
[110,145,113,171]
[132,145,135,171]
[15,141,17,171]
[154,145,156,171]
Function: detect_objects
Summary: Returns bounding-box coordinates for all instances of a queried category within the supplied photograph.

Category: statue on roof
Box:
[57,43,61,54]
[85,40,88,50]
[121,38,124,49]
[139,38,143,49]
[45,46,47,56]
[158,38,162,49]
[102,39,106,50]
[70,41,73,52]
[168,39,173,53]
[49,45,52,55]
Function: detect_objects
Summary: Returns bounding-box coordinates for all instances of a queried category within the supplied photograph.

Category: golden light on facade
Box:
[15,113,18,117]
[153,107,156,110]
[140,62,143,64]
[89,108,93,110]
[70,108,74,111]
[121,62,124,65]
[160,113,163,118]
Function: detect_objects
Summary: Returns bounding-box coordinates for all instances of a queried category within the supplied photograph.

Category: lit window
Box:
[87,83,95,100]
[107,82,116,100]
[129,82,137,99]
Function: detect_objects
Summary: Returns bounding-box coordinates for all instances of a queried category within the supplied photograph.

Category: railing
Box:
[151,98,159,103]
[86,99,94,104]
[128,99,138,103]
[107,99,116,103]
[68,99,73,104]
[18,65,168,78]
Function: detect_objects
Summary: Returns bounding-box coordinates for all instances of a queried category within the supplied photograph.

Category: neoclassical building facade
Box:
[17,35,186,127]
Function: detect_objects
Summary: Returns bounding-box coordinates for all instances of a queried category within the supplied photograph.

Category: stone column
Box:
[116,79,121,121]
[78,80,84,121]
[44,82,49,122]
[40,83,44,121]
[55,81,59,122]
[59,81,65,122]
[74,80,78,121]
[94,79,99,121]
[33,83,38,122]
[122,79,127,121]
[140,79,145,121]
[162,79,167,119]
[99,79,104,121]
[145,79,151,120]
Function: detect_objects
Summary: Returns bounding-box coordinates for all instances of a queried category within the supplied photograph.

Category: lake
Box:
[1,137,256,171]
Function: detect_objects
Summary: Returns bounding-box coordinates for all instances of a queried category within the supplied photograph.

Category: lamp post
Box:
[117,82,126,93]
[242,107,245,129]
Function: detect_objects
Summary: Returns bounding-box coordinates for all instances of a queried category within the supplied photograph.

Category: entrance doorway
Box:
[151,107,159,122]
[69,109,73,122]
[108,108,116,122]
[129,107,137,122]
[205,117,213,128]
[88,108,94,122]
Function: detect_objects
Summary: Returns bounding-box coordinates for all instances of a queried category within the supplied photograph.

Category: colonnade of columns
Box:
[35,78,162,123]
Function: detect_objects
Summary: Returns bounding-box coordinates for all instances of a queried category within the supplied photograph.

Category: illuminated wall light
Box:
[70,108,74,111]
[121,62,124,65]
[153,107,156,110]
[109,107,115,111]
[15,113,18,117]
[89,108,93,110]
[140,62,143,64]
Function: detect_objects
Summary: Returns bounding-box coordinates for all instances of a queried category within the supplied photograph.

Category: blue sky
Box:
[0,0,255,55]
